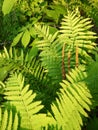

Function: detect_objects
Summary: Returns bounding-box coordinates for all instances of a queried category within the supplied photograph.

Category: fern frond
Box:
[0,46,53,112]
[0,46,49,87]
[51,66,92,130]
[34,24,59,49]
[4,72,54,130]
[0,108,19,130]
[0,47,20,81]
[59,11,96,59]
[34,24,63,83]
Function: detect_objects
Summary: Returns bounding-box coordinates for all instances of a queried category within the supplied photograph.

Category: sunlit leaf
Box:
[2,0,18,15]
[12,32,23,46]
[22,30,30,47]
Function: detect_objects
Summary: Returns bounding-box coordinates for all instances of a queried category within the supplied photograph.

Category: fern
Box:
[34,24,63,83]
[34,11,97,85]
[59,11,96,61]
[0,107,19,130]
[0,47,21,81]
[4,72,54,130]
[51,66,92,130]
[0,7,97,129]
[0,46,57,113]
[0,46,48,86]
[0,59,93,130]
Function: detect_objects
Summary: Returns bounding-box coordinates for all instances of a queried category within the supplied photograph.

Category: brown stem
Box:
[62,43,66,80]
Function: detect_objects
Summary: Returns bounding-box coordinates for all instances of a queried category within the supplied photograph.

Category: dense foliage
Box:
[0,0,98,130]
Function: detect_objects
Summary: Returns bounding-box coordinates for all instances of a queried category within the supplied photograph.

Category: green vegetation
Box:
[0,0,98,130]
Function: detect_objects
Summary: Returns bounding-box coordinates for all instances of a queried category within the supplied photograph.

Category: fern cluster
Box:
[0,0,98,129]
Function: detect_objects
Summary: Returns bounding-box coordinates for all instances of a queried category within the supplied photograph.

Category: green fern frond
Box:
[59,11,96,58]
[34,24,75,83]
[0,107,19,130]
[0,47,20,81]
[34,24,59,49]
[51,66,92,130]
[0,46,48,86]
[4,72,54,130]
[34,24,63,83]
[0,46,52,111]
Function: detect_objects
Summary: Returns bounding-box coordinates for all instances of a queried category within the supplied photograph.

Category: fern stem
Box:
[76,46,79,68]
[62,43,66,79]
